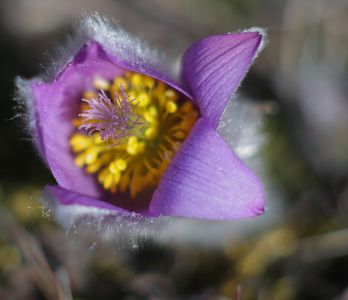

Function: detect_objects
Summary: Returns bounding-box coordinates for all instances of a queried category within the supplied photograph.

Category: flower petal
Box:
[149,117,265,220]
[182,31,263,129]
[46,185,159,217]
[27,42,125,198]
[46,185,129,212]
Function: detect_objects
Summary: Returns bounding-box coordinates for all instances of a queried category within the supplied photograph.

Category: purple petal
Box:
[47,185,161,217]
[46,185,130,213]
[100,44,192,99]
[30,42,125,198]
[182,31,263,129]
[149,117,265,220]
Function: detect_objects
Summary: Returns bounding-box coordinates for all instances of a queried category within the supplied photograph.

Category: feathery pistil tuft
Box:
[79,84,145,146]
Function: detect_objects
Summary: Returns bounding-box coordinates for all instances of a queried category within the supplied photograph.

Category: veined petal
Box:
[182,31,264,129]
[149,117,265,220]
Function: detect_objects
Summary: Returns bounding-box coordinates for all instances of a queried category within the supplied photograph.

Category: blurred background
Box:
[0,0,348,299]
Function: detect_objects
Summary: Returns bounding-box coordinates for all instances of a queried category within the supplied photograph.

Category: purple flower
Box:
[16,14,265,222]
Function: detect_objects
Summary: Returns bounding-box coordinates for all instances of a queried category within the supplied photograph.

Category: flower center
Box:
[70,72,199,197]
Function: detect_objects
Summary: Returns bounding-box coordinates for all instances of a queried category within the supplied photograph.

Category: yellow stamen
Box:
[131,73,142,88]
[103,173,114,189]
[113,77,129,90]
[145,127,157,140]
[166,101,177,113]
[115,159,127,171]
[85,151,98,164]
[83,91,97,100]
[75,153,87,167]
[137,93,149,107]
[70,134,91,152]
[86,162,102,173]
[109,159,127,173]
[93,77,110,90]
[126,136,141,155]
[164,89,176,99]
